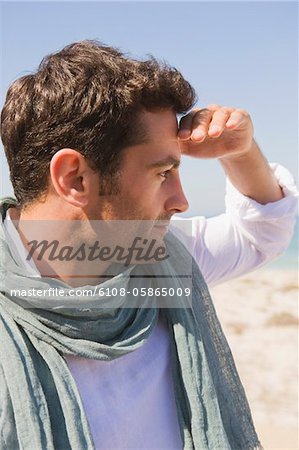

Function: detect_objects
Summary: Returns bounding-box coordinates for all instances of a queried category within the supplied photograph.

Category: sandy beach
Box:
[210,268,298,450]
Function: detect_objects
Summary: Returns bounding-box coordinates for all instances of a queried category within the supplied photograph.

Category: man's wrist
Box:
[218,138,256,162]
[219,140,284,204]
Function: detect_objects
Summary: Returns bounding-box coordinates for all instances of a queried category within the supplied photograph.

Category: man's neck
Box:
[8,206,112,287]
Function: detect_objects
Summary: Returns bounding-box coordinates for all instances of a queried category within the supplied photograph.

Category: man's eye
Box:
[159,170,171,179]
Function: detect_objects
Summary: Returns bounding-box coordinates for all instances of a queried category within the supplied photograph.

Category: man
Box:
[0,40,297,450]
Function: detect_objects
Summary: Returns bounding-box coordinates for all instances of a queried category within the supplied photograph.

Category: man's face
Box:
[88,108,189,223]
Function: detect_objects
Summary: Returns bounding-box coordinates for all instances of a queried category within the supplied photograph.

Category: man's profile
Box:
[0,40,297,450]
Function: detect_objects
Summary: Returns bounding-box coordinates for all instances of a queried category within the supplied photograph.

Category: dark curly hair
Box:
[1,40,196,206]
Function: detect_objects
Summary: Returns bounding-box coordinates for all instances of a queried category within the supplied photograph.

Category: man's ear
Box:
[49,149,95,207]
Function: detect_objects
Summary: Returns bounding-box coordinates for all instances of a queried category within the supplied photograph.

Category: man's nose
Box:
[165,179,189,214]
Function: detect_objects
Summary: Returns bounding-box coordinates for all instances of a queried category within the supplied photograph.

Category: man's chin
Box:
[153,223,169,234]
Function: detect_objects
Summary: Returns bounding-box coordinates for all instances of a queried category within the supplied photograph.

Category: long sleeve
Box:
[173,163,298,288]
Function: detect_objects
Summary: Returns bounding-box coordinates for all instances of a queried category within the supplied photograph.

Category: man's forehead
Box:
[122,137,181,169]
[122,109,181,168]
[138,108,179,139]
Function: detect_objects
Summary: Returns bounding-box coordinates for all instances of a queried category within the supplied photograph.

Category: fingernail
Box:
[209,125,221,134]
[226,121,237,128]
[192,130,205,140]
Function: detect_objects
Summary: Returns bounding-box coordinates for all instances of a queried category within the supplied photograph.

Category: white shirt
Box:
[3,162,298,450]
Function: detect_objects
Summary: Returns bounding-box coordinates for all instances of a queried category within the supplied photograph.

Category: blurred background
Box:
[0,1,298,448]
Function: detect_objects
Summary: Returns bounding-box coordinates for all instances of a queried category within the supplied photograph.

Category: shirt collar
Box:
[3,208,41,277]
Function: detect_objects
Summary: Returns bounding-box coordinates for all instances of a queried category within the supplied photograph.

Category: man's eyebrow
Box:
[147,156,181,170]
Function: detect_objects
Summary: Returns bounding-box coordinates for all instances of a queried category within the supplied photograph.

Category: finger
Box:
[225,109,250,129]
[208,107,235,137]
[190,108,214,141]
[178,109,199,140]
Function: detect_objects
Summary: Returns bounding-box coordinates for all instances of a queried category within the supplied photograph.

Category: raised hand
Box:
[178,104,254,160]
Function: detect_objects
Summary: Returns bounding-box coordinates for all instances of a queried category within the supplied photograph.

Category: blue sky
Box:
[0,1,297,216]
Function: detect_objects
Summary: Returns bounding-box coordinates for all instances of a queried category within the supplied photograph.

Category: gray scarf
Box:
[0,200,263,449]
